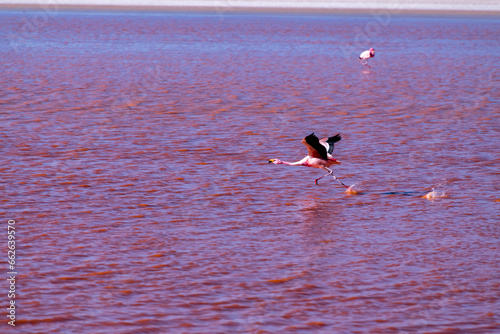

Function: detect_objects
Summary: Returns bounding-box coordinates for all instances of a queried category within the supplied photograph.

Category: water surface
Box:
[1,11,499,333]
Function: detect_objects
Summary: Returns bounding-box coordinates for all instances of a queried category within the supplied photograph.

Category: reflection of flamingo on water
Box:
[359,47,375,67]
[268,133,349,188]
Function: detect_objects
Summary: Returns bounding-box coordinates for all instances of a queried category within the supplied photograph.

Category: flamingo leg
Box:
[322,167,349,188]
[315,172,331,186]
[360,59,370,68]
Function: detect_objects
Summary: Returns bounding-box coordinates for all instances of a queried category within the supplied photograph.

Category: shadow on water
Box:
[381,190,428,196]
[346,188,449,198]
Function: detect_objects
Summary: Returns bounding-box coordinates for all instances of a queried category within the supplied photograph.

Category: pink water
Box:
[1,10,499,333]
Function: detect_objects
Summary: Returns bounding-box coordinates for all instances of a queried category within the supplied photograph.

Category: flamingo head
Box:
[369,47,375,52]
[268,158,282,164]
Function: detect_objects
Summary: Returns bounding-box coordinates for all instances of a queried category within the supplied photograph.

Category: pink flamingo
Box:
[359,48,375,67]
[268,133,349,188]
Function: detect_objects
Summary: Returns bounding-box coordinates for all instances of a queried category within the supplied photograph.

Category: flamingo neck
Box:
[280,156,308,166]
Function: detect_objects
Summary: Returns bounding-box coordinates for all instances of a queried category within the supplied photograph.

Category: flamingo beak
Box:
[268,159,275,163]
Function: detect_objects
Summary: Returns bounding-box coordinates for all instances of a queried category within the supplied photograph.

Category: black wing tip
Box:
[305,132,319,142]
[305,133,341,144]
[327,133,341,142]
[306,132,317,138]
[325,133,342,154]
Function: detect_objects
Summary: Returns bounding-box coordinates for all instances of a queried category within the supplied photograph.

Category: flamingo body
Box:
[359,48,375,67]
[269,133,348,187]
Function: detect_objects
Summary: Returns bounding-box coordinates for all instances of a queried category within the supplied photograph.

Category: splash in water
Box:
[423,188,448,199]
[345,182,362,195]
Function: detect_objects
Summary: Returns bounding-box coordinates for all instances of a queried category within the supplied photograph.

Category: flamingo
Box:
[359,47,375,67]
[268,133,349,188]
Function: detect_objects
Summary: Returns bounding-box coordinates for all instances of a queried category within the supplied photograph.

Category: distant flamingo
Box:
[268,133,349,188]
[359,48,375,67]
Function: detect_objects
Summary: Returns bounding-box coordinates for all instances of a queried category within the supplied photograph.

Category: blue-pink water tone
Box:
[1,10,499,333]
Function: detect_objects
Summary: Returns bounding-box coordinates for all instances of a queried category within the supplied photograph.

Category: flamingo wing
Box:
[320,134,342,155]
[302,133,328,160]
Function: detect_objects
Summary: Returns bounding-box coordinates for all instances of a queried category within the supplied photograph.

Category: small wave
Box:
[345,182,362,195]
[423,188,448,199]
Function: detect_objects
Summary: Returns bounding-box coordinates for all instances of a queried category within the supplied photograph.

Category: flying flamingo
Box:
[359,48,375,67]
[268,133,349,188]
